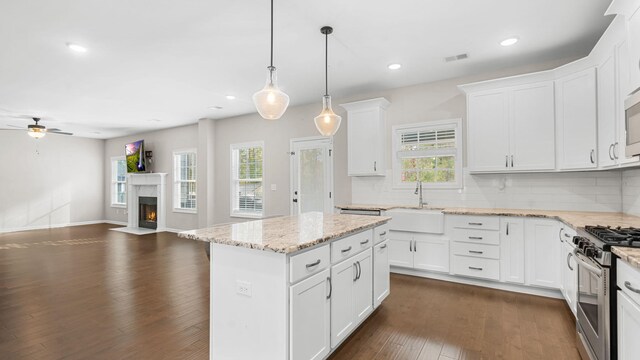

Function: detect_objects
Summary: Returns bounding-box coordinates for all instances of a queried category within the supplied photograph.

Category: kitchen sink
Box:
[386,208,445,234]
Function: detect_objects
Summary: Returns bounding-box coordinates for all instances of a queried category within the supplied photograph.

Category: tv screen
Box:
[125,140,146,173]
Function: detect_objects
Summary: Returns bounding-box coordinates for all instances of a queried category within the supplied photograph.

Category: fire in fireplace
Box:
[139,196,158,230]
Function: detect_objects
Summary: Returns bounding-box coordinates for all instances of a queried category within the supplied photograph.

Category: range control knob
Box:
[573,236,581,245]
[584,247,596,258]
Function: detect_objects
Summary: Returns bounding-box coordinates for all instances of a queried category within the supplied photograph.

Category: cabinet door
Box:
[347,108,385,176]
[388,231,413,268]
[618,291,640,360]
[561,241,578,315]
[467,90,510,172]
[353,249,373,324]
[525,219,562,289]
[509,82,556,171]
[628,8,640,94]
[500,218,525,284]
[555,68,598,169]
[290,269,331,360]
[413,234,449,273]
[598,50,618,168]
[373,240,390,308]
[330,259,356,348]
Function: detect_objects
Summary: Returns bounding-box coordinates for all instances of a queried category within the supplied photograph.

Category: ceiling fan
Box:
[3,117,73,139]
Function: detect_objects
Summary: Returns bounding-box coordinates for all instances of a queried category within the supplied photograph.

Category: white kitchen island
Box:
[179,212,391,360]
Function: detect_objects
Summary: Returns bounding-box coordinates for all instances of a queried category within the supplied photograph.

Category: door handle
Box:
[380,244,387,249]
[468,222,483,226]
[341,246,352,253]
[306,259,321,268]
[468,266,483,271]
[357,261,361,280]
[609,144,615,160]
[379,231,387,237]
[511,155,514,167]
[558,228,563,242]
[413,240,417,252]
[567,252,574,271]
[505,155,508,168]
[360,239,369,245]
[469,236,483,240]
[468,250,483,254]
[614,142,619,159]
[624,281,640,294]
[506,223,509,236]
[327,277,332,299]
[374,161,377,171]
[353,262,358,281]
[590,149,595,164]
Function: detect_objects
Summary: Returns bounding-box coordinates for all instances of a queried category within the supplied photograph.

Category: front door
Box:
[290,137,333,215]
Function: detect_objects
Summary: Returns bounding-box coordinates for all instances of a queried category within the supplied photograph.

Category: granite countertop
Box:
[178,212,391,254]
[613,247,640,270]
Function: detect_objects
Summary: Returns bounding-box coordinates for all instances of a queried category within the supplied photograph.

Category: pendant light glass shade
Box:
[253,66,290,120]
[314,95,341,136]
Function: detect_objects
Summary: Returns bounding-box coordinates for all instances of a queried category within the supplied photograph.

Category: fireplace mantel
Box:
[126,173,167,232]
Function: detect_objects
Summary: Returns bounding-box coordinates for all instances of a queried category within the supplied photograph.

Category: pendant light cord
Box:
[270,0,274,68]
[324,31,329,96]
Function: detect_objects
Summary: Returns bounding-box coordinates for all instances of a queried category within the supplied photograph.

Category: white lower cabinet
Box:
[524,218,562,289]
[388,231,449,272]
[290,269,331,360]
[618,291,640,360]
[373,240,390,308]
[330,248,373,349]
[560,239,578,315]
[500,217,525,284]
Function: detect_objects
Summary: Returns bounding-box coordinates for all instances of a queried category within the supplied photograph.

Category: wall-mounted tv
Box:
[125,140,147,173]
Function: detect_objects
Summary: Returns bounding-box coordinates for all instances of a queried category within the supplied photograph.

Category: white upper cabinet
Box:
[464,79,555,173]
[598,49,619,167]
[341,98,390,177]
[555,67,598,170]
[627,4,640,94]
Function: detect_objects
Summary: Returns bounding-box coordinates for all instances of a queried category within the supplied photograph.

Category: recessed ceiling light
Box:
[225,95,236,100]
[208,106,223,110]
[500,37,519,47]
[388,63,402,70]
[66,42,88,53]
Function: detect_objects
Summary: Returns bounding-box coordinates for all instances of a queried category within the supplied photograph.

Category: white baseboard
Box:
[0,220,109,234]
[391,266,564,300]
[162,228,185,234]
[104,220,127,226]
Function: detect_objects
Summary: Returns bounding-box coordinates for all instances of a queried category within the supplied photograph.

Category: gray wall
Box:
[103,124,199,230]
[0,132,104,231]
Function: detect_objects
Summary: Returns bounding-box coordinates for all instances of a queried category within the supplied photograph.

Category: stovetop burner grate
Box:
[585,225,640,247]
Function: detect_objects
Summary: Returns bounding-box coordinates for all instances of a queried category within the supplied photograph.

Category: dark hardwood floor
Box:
[0,224,580,359]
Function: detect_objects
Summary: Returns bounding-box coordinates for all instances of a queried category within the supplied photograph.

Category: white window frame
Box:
[392,118,463,189]
[111,156,127,208]
[230,141,265,219]
[173,149,197,214]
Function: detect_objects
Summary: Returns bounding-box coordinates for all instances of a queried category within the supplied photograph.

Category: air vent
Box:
[444,53,469,62]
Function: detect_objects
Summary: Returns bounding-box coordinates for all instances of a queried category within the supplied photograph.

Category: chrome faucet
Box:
[414,180,426,208]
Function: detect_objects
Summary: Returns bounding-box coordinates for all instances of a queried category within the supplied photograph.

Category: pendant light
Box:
[253,0,290,120]
[314,26,342,137]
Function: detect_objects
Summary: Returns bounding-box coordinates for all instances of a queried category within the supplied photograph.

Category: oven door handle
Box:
[572,248,602,278]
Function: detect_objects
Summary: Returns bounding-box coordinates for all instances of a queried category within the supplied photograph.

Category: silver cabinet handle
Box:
[590,149,595,164]
[360,239,369,245]
[353,262,358,281]
[567,252,574,271]
[609,144,615,160]
[374,161,377,171]
[357,261,361,280]
[614,142,619,159]
[469,266,483,271]
[379,231,387,236]
[505,155,508,168]
[306,259,321,268]
[341,246,352,253]
[380,244,387,249]
[327,277,332,299]
[469,250,483,254]
[469,236,483,240]
[511,155,514,167]
[468,222,483,226]
[558,228,563,242]
[506,223,509,236]
[409,240,412,252]
[413,240,417,252]
[625,281,640,294]
[564,233,571,238]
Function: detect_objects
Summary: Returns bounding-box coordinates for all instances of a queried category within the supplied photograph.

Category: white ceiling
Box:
[0,0,613,139]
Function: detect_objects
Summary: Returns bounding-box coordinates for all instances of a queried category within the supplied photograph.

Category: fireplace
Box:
[139,196,158,230]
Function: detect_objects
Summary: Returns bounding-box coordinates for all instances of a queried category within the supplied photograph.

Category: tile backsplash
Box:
[352,169,623,213]
[623,169,640,216]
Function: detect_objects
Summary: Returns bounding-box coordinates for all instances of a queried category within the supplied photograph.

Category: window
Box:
[392,119,463,189]
[231,142,264,218]
[173,150,197,212]
[111,156,127,207]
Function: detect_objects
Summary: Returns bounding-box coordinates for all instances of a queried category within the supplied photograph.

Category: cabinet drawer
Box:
[451,228,500,245]
[452,255,500,281]
[290,245,331,284]
[374,223,390,245]
[331,230,372,264]
[618,259,640,306]
[448,215,500,231]
[452,242,500,260]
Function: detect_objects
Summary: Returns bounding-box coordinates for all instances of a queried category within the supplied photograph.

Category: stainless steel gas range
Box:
[572,225,640,360]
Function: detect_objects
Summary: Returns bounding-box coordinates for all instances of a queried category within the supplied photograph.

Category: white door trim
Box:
[289,137,334,215]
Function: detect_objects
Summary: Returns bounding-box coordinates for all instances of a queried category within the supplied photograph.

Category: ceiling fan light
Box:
[314,95,341,136]
[253,67,290,120]
[28,128,45,139]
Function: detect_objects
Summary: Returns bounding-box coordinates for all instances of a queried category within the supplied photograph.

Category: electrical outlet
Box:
[271,184,277,191]
[236,280,252,297]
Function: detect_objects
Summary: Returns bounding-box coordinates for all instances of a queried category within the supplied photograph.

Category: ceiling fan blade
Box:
[48,131,73,136]
[7,124,24,129]
[47,128,61,132]
[0,129,24,131]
